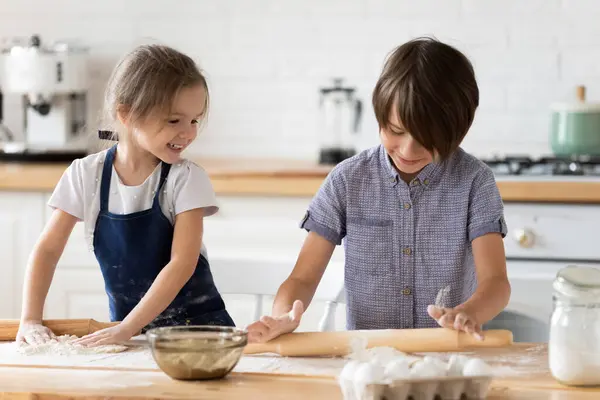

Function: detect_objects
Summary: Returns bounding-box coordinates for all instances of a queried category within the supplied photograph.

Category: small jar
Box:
[549,265,600,386]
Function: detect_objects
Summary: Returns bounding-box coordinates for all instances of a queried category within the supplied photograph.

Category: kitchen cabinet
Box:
[0,193,46,319]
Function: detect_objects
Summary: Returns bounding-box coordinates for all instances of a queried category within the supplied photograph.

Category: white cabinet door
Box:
[0,192,46,319]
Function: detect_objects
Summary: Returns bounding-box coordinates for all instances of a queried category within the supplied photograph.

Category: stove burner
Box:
[481,155,600,176]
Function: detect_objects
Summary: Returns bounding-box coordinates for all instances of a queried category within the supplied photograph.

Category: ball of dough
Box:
[447,354,470,376]
[384,358,411,380]
[462,358,493,377]
[367,347,408,366]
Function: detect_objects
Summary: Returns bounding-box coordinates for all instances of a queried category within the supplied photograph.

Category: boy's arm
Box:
[456,232,510,324]
[429,166,509,338]
[272,231,336,317]
[247,165,347,343]
[246,231,335,343]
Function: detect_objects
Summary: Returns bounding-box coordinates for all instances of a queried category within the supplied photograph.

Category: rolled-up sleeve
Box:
[300,166,347,245]
[467,167,507,242]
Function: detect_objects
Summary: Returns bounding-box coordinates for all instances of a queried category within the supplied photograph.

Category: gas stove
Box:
[482,155,600,176]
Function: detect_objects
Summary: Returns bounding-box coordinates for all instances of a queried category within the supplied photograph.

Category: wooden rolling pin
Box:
[243,328,513,357]
[0,319,120,341]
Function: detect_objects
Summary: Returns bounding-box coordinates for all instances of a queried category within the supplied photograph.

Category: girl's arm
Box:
[75,208,205,345]
[122,207,205,330]
[17,209,78,344]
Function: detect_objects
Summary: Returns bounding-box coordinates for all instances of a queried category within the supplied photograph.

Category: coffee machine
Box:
[0,35,89,161]
[318,78,362,165]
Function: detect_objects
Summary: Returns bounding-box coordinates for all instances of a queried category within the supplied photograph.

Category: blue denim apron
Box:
[93,145,234,331]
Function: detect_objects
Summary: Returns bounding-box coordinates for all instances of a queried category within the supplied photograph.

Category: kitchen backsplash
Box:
[1,0,599,161]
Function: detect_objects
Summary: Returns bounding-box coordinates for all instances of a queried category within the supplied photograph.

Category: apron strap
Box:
[99,144,117,213]
[152,162,172,209]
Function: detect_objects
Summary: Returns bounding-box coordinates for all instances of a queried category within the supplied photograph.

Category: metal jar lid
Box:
[553,265,600,299]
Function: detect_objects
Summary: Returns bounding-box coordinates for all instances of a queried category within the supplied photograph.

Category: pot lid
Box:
[553,265,600,298]
[550,85,600,113]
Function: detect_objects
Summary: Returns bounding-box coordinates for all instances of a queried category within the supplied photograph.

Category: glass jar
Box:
[549,265,600,386]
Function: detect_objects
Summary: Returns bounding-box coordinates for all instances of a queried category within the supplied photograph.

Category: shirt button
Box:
[402,247,412,255]
[404,203,411,210]
[411,179,421,186]
[390,176,397,183]
[402,288,412,295]
[423,178,430,185]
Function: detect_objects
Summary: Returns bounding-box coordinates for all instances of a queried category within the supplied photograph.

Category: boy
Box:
[247,37,510,342]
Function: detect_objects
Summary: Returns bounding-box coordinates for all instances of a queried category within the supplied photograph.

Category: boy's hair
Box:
[102,44,208,136]
[372,37,479,160]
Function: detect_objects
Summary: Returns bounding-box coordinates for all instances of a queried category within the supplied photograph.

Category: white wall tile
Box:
[561,49,600,79]
[365,0,462,18]
[462,0,561,16]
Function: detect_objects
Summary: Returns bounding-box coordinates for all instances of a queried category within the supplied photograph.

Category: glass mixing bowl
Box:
[146,326,248,380]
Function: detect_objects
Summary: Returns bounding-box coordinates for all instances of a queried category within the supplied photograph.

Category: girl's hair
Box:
[101,44,208,139]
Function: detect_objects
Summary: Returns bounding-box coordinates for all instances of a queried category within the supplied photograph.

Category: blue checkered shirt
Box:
[300,145,507,330]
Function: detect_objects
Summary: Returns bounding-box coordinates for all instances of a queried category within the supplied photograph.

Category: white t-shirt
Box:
[48,149,219,257]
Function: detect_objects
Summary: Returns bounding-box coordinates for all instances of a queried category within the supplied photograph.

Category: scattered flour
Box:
[17,335,128,356]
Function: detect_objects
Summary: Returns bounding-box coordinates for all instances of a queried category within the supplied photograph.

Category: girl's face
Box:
[133,84,207,164]
[380,111,434,179]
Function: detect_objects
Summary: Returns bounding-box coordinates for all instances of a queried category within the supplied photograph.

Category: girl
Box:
[16,44,234,347]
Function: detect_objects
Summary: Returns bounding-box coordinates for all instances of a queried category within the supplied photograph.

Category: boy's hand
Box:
[16,321,57,345]
[246,300,304,343]
[427,305,484,341]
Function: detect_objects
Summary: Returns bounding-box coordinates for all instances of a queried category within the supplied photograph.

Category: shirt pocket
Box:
[345,217,393,276]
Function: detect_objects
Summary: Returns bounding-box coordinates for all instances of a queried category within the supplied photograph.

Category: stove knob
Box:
[514,228,535,248]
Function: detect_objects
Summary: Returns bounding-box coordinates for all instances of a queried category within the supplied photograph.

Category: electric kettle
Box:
[318,78,362,165]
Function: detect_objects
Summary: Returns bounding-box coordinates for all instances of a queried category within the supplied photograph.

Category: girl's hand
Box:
[427,305,484,341]
[72,323,137,347]
[246,300,304,343]
[16,321,57,345]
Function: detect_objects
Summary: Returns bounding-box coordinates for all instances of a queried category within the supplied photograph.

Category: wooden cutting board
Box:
[244,328,514,357]
[0,319,120,341]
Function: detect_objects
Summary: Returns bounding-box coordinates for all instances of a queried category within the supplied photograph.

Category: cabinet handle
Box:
[514,228,535,248]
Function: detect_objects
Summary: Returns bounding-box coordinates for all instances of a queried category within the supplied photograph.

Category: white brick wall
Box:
[1,0,599,161]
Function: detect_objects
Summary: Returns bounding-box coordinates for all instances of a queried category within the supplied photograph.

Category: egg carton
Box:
[340,375,493,400]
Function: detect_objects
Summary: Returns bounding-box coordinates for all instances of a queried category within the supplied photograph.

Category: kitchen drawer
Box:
[503,203,600,261]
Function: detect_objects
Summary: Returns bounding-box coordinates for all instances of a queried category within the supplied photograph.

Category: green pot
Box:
[550,100,600,157]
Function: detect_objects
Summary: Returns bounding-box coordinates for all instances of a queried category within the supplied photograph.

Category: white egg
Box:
[353,362,386,400]
[339,360,361,400]
[340,359,361,381]
[423,355,448,370]
[410,360,447,378]
[384,358,411,380]
[447,354,470,376]
[462,358,493,377]
[354,361,386,383]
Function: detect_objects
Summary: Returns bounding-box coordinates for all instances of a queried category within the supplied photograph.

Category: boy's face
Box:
[380,111,434,176]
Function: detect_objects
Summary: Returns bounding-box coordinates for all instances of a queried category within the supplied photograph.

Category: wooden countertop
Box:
[1,158,600,203]
[0,343,599,399]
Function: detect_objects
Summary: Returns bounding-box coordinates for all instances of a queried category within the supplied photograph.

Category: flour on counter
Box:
[16,335,128,356]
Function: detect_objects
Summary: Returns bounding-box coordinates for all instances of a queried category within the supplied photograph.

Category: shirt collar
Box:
[378,144,442,187]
